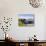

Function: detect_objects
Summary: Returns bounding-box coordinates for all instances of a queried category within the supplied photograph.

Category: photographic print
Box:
[18,14,34,27]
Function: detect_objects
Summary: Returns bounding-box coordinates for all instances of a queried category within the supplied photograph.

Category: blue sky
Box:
[18,14,34,19]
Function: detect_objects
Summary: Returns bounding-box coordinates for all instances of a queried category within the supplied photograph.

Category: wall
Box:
[0,0,46,40]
